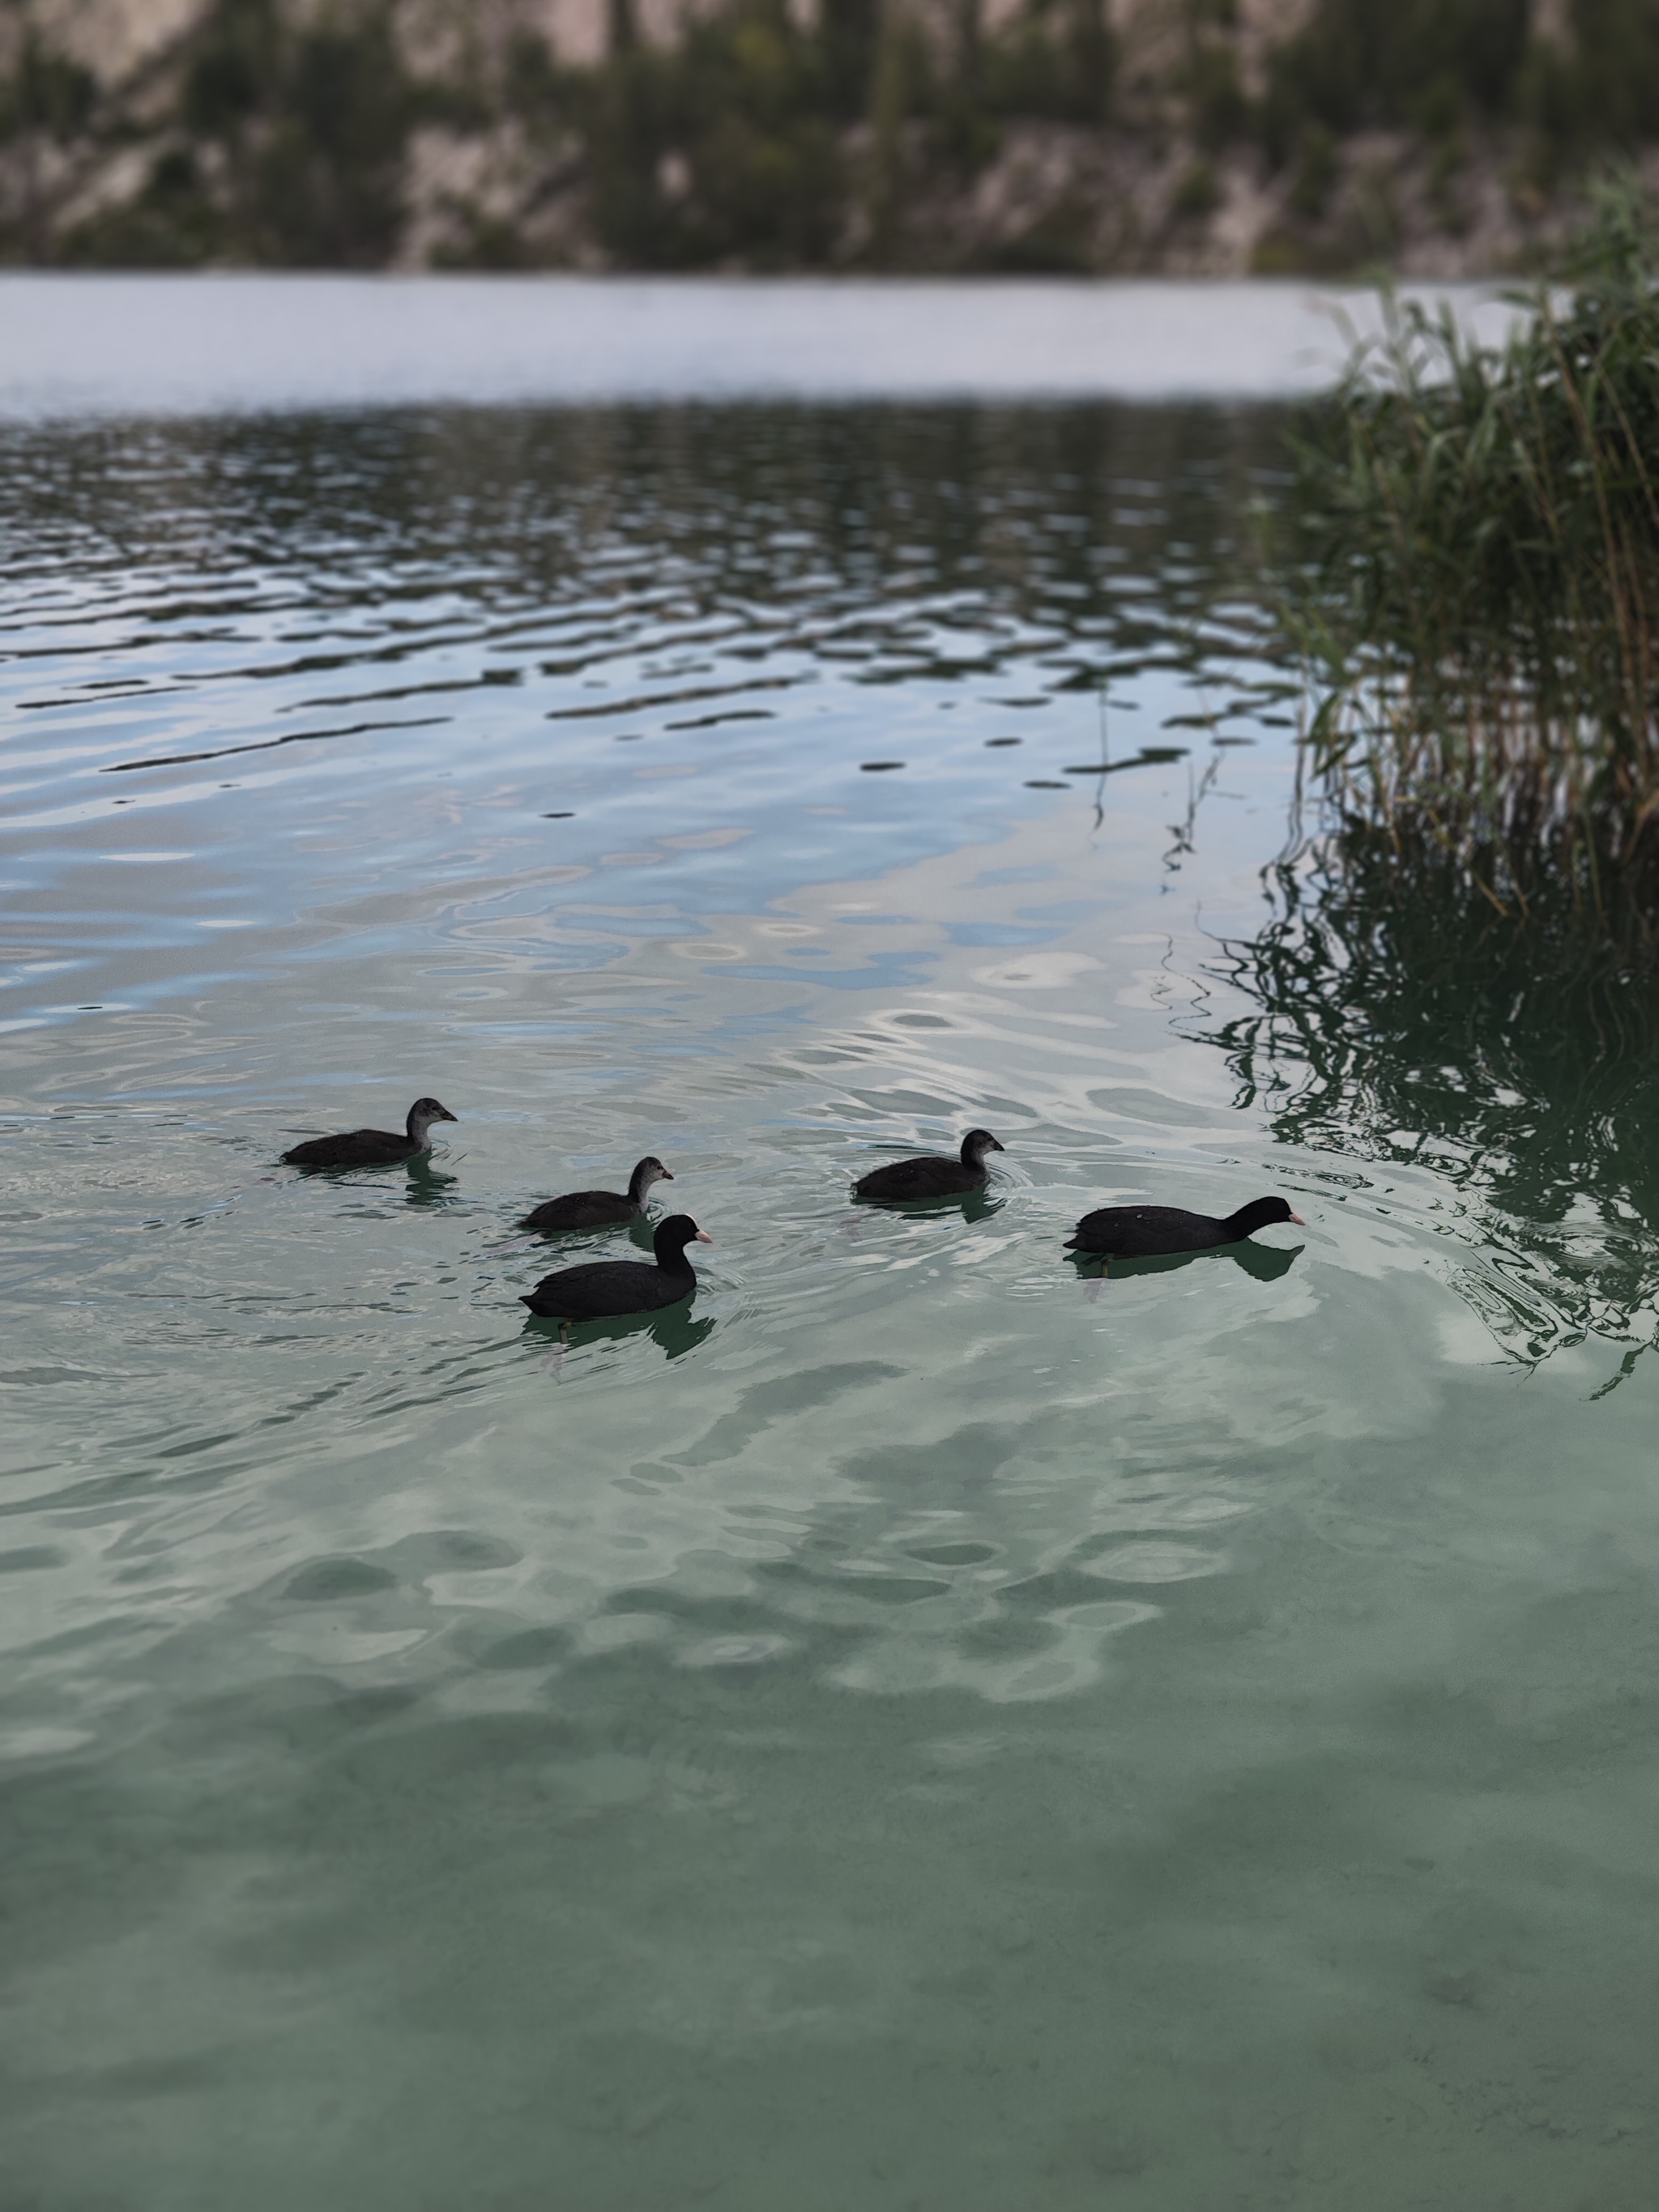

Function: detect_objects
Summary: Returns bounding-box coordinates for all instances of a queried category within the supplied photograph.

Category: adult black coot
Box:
[519,1156,672,1234]
[519,1214,711,1322]
[1066,1195,1304,1262]
[853,1128,1005,1202]
[282,1097,457,1170]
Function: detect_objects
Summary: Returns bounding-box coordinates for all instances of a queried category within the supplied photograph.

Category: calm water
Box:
[0,275,1526,416]
[4,394,1659,2211]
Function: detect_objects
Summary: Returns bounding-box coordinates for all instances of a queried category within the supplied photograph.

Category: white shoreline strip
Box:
[0,273,1528,419]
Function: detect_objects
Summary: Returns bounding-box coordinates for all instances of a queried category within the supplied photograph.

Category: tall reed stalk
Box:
[1283,184,1659,932]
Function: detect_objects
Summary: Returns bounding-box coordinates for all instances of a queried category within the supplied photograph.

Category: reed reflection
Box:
[1209,824,1659,1367]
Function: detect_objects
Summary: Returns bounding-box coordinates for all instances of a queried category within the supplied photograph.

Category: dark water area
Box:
[5,397,1659,2211]
[1213,834,1659,1370]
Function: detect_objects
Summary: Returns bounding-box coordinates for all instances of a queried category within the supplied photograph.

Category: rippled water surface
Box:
[6,399,1659,2210]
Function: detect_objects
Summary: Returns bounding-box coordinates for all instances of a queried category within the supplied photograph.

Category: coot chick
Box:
[853,1127,1005,1203]
[1066,1195,1304,1262]
[282,1097,457,1171]
[519,1155,672,1234]
[519,1213,711,1322]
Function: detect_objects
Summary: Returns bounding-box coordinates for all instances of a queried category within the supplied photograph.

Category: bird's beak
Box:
[992,1139,1006,1151]
[694,1228,714,1243]
[663,1169,675,1180]
[440,1109,458,1122]
[1288,1209,1305,1225]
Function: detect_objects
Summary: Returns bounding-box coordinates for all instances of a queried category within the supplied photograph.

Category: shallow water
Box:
[4,399,1659,2211]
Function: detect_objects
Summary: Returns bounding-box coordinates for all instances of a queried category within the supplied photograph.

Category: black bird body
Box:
[520,1213,711,1322]
[853,1127,1005,1203]
[282,1097,456,1171]
[1065,1195,1304,1260]
[520,1156,672,1234]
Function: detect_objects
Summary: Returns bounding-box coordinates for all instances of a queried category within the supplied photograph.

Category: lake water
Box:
[4,300,1658,2210]
[0,273,1526,416]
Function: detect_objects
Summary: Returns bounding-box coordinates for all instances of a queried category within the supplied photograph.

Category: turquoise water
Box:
[4,400,1658,2210]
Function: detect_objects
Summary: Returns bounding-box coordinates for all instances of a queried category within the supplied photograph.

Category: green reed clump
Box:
[1284,184,1659,926]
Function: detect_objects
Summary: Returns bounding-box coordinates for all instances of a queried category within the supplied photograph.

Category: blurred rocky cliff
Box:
[0,0,1648,270]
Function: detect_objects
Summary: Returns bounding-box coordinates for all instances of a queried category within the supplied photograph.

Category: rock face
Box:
[0,0,1612,271]
[22,0,202,80]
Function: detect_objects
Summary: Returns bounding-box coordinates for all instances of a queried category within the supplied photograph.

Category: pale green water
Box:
[3,402,1658,2210]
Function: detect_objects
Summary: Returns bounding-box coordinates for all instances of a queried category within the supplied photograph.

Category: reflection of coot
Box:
[1085,1238,1305,1284]
[403,1159,459,1208]
[853,1128,1004,1203]
[1065,1196,1303,1263]
[520,1156,672,1234]
[282,1097,457,1170]
[520,1214,711,1321]
[569,1306,717,1360]
[952,1183,1005,1226]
